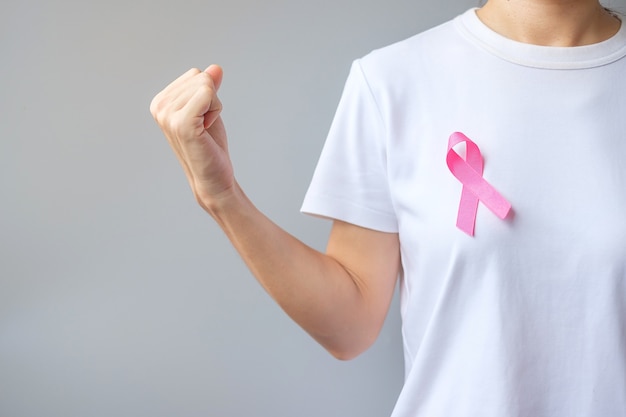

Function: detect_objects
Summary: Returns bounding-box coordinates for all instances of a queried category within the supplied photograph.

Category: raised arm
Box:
[150,66,400,359]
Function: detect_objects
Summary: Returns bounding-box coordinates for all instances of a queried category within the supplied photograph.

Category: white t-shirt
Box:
[302,8,626,417]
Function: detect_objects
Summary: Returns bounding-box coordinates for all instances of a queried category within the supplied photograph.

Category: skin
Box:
[150,67,401,360]
[150,0,619,360]
[478,0,621,46]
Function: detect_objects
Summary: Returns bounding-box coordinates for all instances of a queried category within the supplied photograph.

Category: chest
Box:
[383,68,626,268]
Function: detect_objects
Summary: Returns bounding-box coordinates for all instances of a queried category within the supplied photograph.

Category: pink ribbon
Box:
[446,132,511,236]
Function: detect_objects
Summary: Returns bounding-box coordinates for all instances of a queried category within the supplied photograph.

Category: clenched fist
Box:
[150,65,234,210]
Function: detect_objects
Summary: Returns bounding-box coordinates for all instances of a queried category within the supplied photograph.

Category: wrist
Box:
[198,180,248,219]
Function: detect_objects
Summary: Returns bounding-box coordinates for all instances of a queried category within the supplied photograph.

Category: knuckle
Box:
[149,95,161,118]
[187,67,202,76]
[150,102,169,126]
[213,96,223,112]
[196,71,214,88]
[197,83,213,97]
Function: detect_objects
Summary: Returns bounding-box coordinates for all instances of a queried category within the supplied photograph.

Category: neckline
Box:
[455,8,626,69]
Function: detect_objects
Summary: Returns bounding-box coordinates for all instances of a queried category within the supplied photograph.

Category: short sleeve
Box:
[301,60,398,233]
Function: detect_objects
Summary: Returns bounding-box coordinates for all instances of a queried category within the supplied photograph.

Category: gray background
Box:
[2,0,623,416]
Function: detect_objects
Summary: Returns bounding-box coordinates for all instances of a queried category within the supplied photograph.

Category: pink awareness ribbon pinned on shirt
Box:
[446,132,511,236]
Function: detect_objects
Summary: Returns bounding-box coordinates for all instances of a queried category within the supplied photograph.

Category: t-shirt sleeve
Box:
[301,59,398,233]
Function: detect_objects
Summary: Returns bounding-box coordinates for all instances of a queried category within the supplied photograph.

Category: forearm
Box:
[150,67,398,359]
[204,182,378,359]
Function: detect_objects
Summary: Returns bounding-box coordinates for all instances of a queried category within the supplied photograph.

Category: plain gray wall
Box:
[3,0,623,416]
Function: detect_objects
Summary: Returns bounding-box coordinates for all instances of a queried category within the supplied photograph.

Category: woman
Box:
[150,1,625,415]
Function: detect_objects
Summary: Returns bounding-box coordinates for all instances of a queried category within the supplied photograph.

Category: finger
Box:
[203,94,223,130]
[204,64,223,91]
[167,72,212,112]
[182,83,222,129]
[206,115,229,154]
[151,68,204,119]
[158,68,202,101]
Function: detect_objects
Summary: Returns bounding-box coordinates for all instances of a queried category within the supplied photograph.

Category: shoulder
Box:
[357,12,468,81]
[345,11,472,107]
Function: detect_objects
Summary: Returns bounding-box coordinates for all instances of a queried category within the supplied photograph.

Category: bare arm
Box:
[150,66,400,359]
[211,185,400,359]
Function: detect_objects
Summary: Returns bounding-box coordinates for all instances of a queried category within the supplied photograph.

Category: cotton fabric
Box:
[302,8,626,417]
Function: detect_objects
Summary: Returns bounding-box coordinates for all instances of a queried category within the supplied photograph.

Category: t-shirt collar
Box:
[455,7,626,69]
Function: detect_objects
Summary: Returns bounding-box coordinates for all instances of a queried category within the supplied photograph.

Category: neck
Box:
[477,0,621,46]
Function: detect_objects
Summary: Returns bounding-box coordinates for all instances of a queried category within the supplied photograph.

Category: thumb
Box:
[205,64,223,91]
